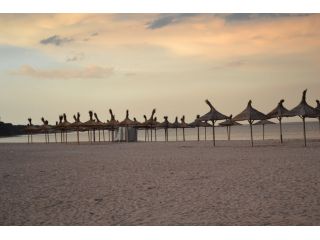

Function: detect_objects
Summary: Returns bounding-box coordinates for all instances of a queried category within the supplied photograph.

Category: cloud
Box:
[224,13,311,23]
[146,13,199,29]
[66,52,85,62]
[11,64,114,79]
[213,60,247,69]
[40,35,74,46]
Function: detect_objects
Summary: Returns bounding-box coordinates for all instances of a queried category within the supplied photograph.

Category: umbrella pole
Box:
[176,128,178,141]
[93,129,96,142]
[126,126,129,142]
[144,129,147,142]
[197,126,199,141]
[66,131,68,144]
[279,117,283,144]
[204,126,207,141]
[150,125,153,142]
[27,133,29,144]
[212,121,215,146]
[99,130,101,142]
[226,126,229,140]
[303,117,307,147]
[262,124,265,140]
[229,126,231,141]
[103,130,105,142]
[61,130,63,143]
[155,128,157,142]
[77,130,79,144]
[88,130,90,143]
[249,120,253,147]
[183,128,185,141]
[55,132,57,143]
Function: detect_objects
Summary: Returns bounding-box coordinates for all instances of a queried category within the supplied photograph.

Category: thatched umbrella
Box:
[233,100,267,147]
[40,117,51,144]
[119,110,136,142]
[219,114,241,140]
[153,117,161,141]
[94,113,107,142]
[70,112,82,144]
[180,116,190,141]
[25,118,38,143]
[106,109,118,142]
[253,119,276,140]
[55,115,63,143]
[288,89,318,147]
[199,99,228,146]
[189,115,212,141]
[171,117,182,141]
[82,111,97,143]
[157,116,173,142]
[141,109,156,142]
[61,113,72,143]
[266,99,292,143]
[316,100,320,134]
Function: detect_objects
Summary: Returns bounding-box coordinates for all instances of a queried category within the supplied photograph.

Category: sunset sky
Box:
[0,13,319,124]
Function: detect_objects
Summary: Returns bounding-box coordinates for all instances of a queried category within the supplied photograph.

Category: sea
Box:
[0,121,319,143]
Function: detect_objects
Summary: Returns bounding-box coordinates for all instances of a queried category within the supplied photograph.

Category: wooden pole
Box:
[77,130,79,144]
[197,126,200,142]
[212,121,215,146]
[98,130,101,142]
[103,130,105,142]
[175,128,178,141]
[204,126,207,141]
[55,132,57,143]
[228,126,231,141]
[183,128,185,141]
[279,117,283,144]
[155,128,157,142]
[303,117,307,147]
[262,124,265,140]
[250,120,253,147]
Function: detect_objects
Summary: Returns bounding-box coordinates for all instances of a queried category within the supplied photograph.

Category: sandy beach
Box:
[1,140,320,225]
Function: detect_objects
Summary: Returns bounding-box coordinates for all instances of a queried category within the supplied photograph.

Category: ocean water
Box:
[0,121,319,143]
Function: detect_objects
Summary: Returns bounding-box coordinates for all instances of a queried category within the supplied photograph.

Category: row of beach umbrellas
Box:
[25,89,320,146]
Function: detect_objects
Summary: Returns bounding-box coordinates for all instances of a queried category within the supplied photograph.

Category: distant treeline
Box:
[0,122,25,137]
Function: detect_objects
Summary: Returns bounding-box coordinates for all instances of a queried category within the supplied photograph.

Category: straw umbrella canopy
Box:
[180,115,190,141]
[25,118,38,143]
[253,119,276,140]
[119,110,136,142]
[233,100,267,147]
[266,99,292,143]
[198,99,228,146]
[219,114,241,141]
[82,111,98,143]
[288,89,318,147]
[70,112,82,144]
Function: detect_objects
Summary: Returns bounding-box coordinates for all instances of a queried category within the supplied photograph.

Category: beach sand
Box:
[0,140,320,225]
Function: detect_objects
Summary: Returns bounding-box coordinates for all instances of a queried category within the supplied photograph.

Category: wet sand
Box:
[0,140,320,225]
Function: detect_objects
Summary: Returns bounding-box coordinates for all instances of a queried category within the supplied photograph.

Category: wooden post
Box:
[175,128,178,141]
[204,126,207,141]
[197,126,200,141]
[303,117,307,147]
[262,124,265,140]
[279,117,283,144]
[183,128,185,141]
[212,121,215,146]
[250,120,253,147]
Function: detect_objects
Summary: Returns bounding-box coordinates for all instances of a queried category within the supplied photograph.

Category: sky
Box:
[0,13,319,124]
